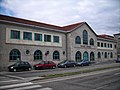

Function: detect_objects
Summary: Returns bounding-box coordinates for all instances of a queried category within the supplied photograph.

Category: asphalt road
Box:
[2,61,119,79]
[39,69,120,90]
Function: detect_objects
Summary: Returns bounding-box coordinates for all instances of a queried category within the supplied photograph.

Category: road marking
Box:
[0,80,19,83]
[114,72,120,75]
[93,85,107,90]
[0,82,33,89]
[37,87,53,90]
[9,85,42,90]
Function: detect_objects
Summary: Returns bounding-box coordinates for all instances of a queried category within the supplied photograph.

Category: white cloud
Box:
[0,0,120,35]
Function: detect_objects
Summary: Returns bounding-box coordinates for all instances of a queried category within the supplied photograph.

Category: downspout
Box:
[65,33,68,60]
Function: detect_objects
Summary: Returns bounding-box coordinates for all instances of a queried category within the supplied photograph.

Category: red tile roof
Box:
[98,34,114,40]
[0,14,85,31]
[0,14,114,40]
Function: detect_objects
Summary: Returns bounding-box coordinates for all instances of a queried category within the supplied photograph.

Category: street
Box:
[38,69,120,90]
[0,61,120,90]
[0,61,118,78]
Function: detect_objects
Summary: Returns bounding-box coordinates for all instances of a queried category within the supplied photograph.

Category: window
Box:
[11,30,20,39]
[90,38,94,46]
[9,49,21,61]
[53,36,59,43]
[75,36,81,44]
[34,33,42,41]
[53,51,60,60]
[101,43,103,47]
[34,50,42,60]
[98,52,101,59]
[75,51,81,62]
[90,52,94,61]
[110,44,112,48]
[44,34,51,42]
[83,30,88,45]
[108,44,109,48]
[83,51,89,61]
[105,52,107,58]
[23,32,32,40]
[97,42,100,47]
[104,43,106,47]
[115,45,116,48]
[110,52,113,58]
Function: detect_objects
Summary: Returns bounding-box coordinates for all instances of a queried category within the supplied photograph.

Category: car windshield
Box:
[39,61,44,64]
[59,60,67,64]
[14,62,20,66]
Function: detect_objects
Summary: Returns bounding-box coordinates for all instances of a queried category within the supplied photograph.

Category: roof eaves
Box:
[0,19,67,33]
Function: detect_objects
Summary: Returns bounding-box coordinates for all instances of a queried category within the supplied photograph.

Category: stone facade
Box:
[114,33,120,58]
[0,15,117,71]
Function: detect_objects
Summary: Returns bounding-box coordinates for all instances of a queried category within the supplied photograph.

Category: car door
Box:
[67,61,72,67]
[44,61,49,68]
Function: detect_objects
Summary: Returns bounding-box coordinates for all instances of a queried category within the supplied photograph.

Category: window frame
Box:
[75,36,81,44]
[53,36,59,43]
[9,49,21,61]
[34,33,42,41]
[90,38,94,46]
[44,34,51,42]
[83,30,88,45]
[23,32,32,40]
[53,51,60,60]
[75,51,81,62]
[10,30,20,39]
[34,50,42,60]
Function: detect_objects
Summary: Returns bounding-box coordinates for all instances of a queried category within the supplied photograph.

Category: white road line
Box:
[37,87,53,90]
[0,82,33,89]
[9,85,42,90]
[114,72,120,75]
[0,80,19,83]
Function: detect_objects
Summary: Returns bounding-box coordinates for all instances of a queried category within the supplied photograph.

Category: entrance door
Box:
[83,51,89,61]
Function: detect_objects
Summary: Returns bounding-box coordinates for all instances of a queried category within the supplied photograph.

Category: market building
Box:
[0,15,117,71]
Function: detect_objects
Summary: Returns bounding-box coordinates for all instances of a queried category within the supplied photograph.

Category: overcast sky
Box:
[0,0,120,35]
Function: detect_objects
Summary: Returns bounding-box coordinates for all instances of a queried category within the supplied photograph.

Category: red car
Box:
[34,61,56,70]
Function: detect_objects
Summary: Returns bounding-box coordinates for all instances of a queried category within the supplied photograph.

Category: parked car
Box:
[57,60,76,68]
[8,61,32,72]
[33,61,56,70]
[115,58,120,63]
[76,60,91,66]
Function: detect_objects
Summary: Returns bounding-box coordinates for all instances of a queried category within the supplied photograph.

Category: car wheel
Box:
[64,65,67,68]
[52,66,56,69]
[28,68,31,71]
[13,69,17,72]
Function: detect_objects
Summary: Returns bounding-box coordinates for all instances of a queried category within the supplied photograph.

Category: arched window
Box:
[98,52,101,59]
[105,52,107,58]
[83,30,88,45]
[90,38,94,46]
[53,51,60,60]
[75,51,81,62]
[83,51,89,61]
[34,50,42,60]
[90,52,94,61]
[9,49,21,61]
[75,36,81,44]
[110,52,113,58]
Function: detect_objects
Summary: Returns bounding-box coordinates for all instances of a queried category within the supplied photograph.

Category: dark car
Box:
[34,61,56,70]
[57,60,76,68]
[115,58,120,63]
[76,60,91,66]
[8,61,32,72]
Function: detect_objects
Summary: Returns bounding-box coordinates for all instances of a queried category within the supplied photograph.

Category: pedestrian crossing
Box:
[0,81,52,90]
